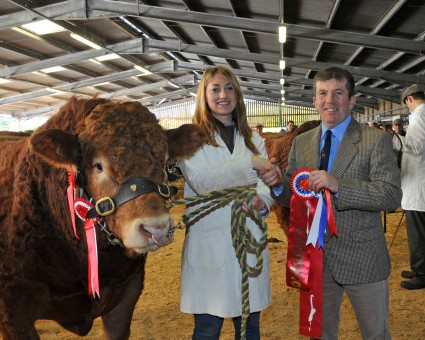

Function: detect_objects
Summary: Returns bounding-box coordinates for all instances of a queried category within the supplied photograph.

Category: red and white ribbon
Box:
[67,170,79,239]
[73,197,100,298]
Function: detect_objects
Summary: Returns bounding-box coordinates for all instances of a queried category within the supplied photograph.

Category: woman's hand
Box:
[242,194,266,215]
[252,156,282,188]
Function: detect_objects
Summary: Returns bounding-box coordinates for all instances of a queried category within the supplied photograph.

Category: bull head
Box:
[29,100,206,256]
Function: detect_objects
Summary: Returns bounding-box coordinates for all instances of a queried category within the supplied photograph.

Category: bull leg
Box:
[0,321,39,340]
[101,273,144,340]
[56,318,93,336]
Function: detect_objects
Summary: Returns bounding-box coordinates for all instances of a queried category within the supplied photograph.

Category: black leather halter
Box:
[86,177,178,219]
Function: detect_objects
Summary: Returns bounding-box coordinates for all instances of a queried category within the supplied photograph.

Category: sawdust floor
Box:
[34,207,425,339]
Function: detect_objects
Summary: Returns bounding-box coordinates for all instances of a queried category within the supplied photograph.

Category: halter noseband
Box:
[86,177,178,219]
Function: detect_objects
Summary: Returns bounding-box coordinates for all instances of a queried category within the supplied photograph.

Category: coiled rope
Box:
[167,186,268,340]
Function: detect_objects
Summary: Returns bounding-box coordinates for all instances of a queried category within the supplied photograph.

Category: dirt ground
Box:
[33,206,425,340]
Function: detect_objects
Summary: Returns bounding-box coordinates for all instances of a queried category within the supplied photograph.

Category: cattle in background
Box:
[264,120,321,235]
[0,97,206,339]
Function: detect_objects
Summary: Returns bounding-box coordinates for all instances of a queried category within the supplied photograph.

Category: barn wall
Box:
[152,99,319,130]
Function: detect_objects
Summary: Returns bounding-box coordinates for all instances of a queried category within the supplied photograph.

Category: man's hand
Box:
[308,170,339,193]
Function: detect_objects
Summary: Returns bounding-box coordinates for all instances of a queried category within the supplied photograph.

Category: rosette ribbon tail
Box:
[325,189,337,237]
[74,197,101,298]
[85,218,100,299]
[306,194,323,247]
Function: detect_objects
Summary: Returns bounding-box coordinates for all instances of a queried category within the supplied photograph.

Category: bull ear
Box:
[29,129,81,170]
[166,124,207,161]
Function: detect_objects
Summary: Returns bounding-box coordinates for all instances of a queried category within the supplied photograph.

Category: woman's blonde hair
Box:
[193,66,259,155]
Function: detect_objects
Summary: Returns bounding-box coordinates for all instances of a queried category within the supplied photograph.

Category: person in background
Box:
[368,121,378,128]
[177,66,274,339]
[280,120,296,133]
[252,123,264,135]
[286,120,296,132]
[258,66,401,339]
[392,118,406,136]
[395,84,425,290]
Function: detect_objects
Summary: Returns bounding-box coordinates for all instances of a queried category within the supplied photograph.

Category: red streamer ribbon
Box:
[325,189,337,237]
[67,169,79,239]
[286,196,317,289]
[85,218,100,299]
[299,247,322,338]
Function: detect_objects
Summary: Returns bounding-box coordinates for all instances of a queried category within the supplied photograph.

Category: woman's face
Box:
[205,73,237,124]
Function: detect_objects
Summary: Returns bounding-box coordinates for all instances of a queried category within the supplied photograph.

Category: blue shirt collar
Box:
[321,115,352,141]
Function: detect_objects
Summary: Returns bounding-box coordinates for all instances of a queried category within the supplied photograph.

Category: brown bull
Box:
[264,120,321,235]
[0,97,206,339]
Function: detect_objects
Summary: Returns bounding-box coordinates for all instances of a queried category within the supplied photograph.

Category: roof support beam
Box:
[2,1,425,55]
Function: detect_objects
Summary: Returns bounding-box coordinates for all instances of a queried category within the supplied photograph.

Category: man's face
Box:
[393,124,403,133]
[313,78,356,129]
[404,96,415,112]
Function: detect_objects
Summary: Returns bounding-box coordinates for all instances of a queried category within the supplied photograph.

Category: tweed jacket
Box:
[276,118,402,285]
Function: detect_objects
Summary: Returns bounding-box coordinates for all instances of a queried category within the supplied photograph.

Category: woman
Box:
[177,66,274,339]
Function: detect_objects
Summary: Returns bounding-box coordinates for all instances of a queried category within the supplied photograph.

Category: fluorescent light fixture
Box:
[189,92,197,97]
[41,66,66,73]
[279,60,286,70]
[21,20,66,35]
[134,65,152,75]
[70,33,102,49]
[280,78,285,85]
[95,54,121,61]
[279,25,287,44]
[0,78,10,84]
[281,89,285,95]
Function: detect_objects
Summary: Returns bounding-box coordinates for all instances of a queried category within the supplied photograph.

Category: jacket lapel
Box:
[330,118,360,178]
[303,127,321,170]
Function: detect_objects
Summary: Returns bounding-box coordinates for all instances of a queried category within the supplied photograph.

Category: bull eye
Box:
[93,162,103,172]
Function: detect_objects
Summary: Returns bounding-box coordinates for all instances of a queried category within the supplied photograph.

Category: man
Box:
[280,120,296,133]
[286,120,296,132]
[396,84,425,290]
[260,67,401,339]
[392,118,406,136]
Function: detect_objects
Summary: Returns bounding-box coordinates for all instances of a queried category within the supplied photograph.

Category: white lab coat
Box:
[177,130,273,317]
[399,103,425,211]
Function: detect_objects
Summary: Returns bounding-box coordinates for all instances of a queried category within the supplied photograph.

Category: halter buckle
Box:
[95,197,115,216]
[158,184,171,198]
